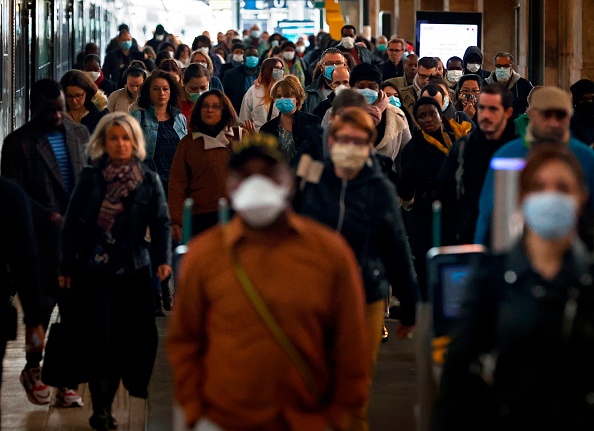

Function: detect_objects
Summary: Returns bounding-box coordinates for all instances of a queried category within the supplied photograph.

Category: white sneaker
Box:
[19,367,51,405]
[56,387,83,407]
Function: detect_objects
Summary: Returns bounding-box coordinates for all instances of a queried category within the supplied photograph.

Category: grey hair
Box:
[86,112,147,161]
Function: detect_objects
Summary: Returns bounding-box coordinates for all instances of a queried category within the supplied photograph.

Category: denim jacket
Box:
[131,105,187,166]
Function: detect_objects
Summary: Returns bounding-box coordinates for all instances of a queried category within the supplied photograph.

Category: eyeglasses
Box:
[201,104,223,111]
[459,89,480,95]
[322,60,344,67]
[388,49,404,53]
[65,92,85,100]
[333,135,368,146]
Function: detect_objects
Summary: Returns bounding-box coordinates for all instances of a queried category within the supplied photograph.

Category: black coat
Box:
[432,242,594,431]
[81,104,109,135]
[1,118,88,291]
[60,156,172,277]
[98,78,117,97]
[222,65,260,116]
[380,60,404,80]
[570,111,594,147]
[0,178,41,339]
[102,48,144,89]
[396,129,454,257]
[438,120,517,245]
[259,110,324,167]
[296,156,418,324]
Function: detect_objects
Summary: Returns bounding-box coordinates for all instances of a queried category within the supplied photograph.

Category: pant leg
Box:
[349,300,387,431]
[25,294,56,369]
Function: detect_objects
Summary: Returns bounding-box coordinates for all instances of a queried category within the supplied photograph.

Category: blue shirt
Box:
[474,137,594,245]
[46,131,73,195]
[244,73,257,93]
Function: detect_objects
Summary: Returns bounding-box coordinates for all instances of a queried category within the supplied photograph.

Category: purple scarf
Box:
[97,158,142,233]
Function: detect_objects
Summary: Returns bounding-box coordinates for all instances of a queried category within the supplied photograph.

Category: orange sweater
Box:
[168,128,240,226]
[167,212,369,431]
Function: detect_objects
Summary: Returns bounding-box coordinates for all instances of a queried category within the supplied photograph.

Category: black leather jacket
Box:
[296,155,418,324]
[60,156,172,276]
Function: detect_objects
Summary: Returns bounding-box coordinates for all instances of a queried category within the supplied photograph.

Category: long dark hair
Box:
[137,69,180,110]
[190,89,238,136]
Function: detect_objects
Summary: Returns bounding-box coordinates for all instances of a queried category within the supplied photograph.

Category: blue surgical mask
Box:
[357,88,379,105]
[271,40,280,47]
[495,67,512,81]
[324,65,336,81]
[245,56,259,69]
[275,97,295,114]
[389,95,401,108]
[272,69,284,82]
[442,95,450,112]
[522,192,577,240]
[120,41,133,50]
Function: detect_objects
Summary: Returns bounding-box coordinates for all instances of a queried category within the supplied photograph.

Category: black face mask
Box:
[576,101,594,116]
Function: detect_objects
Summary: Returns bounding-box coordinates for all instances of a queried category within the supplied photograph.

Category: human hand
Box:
[172,224,182,243]
[242,119,256,135]
[25,325,45,353]
[58,275,71,289]
[396,324,414,340]
[462,100,476,118]
[157,264,173,282]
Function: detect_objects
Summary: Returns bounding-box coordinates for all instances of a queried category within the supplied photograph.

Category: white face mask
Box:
[232,54,244,63]
[446,70,463,83]
[197,47,210,56]
[168,51,175,58]
[197,62,208,69]
[283,51,295,61]
[85,71,101,81]
[330,143,370,171]
[334,84,350,95]
[341,37,355,49]
[230,175,289,228]
[466,63,480,73]
[296,45,305,54]
[155,34,165,42]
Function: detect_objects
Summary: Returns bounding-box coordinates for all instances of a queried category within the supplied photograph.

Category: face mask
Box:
[376,44,387,52]
[330,143,370,171]
[120,41,133,50]
[324,65,336,81]
[442,95,450,112]
[341,37,355,49]
[447,70,463,83]
[576,101,594,116]
[85,71,101,81]
[296,45,305,54]
[283,51,295,61]
[522,192,577,240]
[251,30,260,39]
[186,90,201,103]
[245,56,259,69]
[495,67,512,81]
[272,69,284,82]
[334,84,349,96]
[389,95,401,108]
[271,40,280,47]
[357,88,379,105]
[275,97,295,114]
[230,174,288,228]
[155,34,165,42]
[197,62,208,69]
[466,63,480,73]
[232,54,244,63]
[168,51,175,58]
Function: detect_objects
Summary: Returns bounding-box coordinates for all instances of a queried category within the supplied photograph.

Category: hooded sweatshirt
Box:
[462,46,490,80]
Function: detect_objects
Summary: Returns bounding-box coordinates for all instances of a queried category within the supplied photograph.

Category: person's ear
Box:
[505,107,513,119]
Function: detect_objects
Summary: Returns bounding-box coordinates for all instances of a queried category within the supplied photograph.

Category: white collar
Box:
[192,127,237,150]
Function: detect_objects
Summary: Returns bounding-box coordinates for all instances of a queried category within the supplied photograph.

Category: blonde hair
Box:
[86,112,147,161]
[190,50,213,74]
[329,107,377,143]
[270,75,306,109]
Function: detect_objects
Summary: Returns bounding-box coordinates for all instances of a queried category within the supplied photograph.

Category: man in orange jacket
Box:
[167,134,369,431]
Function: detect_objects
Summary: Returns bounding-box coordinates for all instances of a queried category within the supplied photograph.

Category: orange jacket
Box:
[167,212,369,431]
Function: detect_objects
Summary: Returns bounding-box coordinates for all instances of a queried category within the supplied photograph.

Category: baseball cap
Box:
[529,86,573,115]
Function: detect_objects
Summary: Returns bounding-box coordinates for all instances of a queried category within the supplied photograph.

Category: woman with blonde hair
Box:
[190,50,224,91]
[60,112,171,431]
[260,75,323,166]
[239,57,285,130]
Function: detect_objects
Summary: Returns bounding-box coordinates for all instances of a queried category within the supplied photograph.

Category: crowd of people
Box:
[1,20,594,431]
